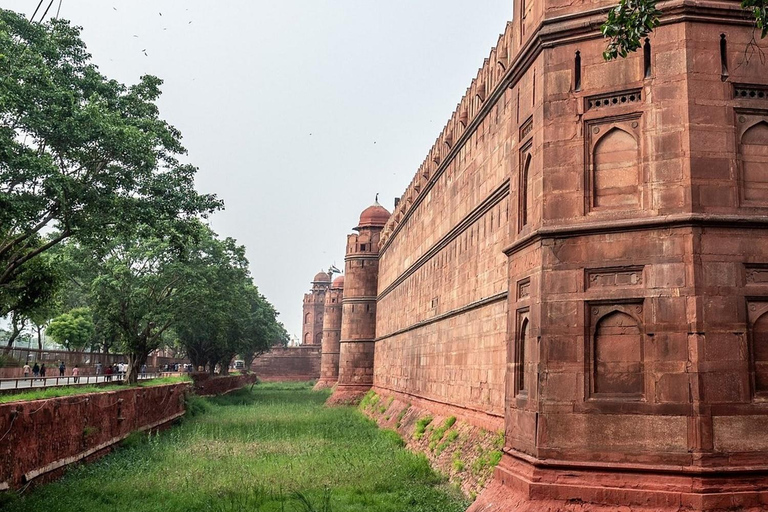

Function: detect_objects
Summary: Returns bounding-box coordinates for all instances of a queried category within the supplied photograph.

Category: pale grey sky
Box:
[5,0,513,338]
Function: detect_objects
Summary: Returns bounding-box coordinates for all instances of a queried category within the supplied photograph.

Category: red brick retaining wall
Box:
[0,383,190,491]
[250,347,321,382]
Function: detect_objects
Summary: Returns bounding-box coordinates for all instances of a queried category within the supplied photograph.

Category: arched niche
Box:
[741,121,768,205]
[517,316,530,396]
[592,308,644,397]
[752,309,768,395]
[518,142,533,231]
[592,127,641,209]
[521,153,532,228]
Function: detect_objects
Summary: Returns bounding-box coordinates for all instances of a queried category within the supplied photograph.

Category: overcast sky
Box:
[4,0,512,338]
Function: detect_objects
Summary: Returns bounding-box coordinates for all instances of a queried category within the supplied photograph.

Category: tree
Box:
[0,246,60,352]
[602,0,766,60]
[46,307,94,350]
[172,225,288,375]
[0,10,221,304]
[90,225,193,384]
[239,289,289,371]
[173,226,253,374]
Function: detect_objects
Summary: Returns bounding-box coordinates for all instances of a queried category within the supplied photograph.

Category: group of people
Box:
[22,361,80,382]
[18,360,172,383]
[94,361,145,381]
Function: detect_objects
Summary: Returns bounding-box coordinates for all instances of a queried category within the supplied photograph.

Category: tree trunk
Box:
[243,353,256,373]
[36,325,43,350]
[3,313,26,354]
[127,352,147,385]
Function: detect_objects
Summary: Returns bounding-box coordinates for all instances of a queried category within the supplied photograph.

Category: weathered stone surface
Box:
[250,346,320,382]
[309,0,768,508]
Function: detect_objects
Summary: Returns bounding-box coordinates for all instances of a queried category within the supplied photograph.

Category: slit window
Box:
[720,34,729,80]
[643,39,651,78]
[574,51,582,91]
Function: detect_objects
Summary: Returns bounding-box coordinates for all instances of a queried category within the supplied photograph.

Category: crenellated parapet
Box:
[380,22,515,248]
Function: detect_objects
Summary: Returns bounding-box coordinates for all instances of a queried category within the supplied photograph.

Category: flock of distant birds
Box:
[27,1,389,149]
[29,1,194,58]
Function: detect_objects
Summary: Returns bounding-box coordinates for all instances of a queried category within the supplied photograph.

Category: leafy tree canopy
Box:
[0,9,221,299]
[46,307,94,351]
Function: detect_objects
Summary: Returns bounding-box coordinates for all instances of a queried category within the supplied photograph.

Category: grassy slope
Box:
[3,382,469,512]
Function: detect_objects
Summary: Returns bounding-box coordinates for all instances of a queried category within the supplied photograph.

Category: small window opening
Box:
[643,39,651,78]
[720,34,729,80]
[574,51,582,91]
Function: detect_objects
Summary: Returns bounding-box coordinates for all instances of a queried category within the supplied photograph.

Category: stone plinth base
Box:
[312,379,336,391]
[467,453,768,512]
[325,385,371,406]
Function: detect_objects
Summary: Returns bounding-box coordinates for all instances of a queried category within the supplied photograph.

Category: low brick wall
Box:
[0,383,189,491]
[191,373,257,396]
[250,346,321,381]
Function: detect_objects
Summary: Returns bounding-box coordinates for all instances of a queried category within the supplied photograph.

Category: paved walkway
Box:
[0,373,167,391]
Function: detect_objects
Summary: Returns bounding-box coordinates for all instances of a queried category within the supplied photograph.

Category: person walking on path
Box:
[104,364,112,382]
[59,361,66,377]
[72,365,80,383]
[32,362,40,380]
[40,363,47,380]
[23,363,30,378]
[95,361,102,375]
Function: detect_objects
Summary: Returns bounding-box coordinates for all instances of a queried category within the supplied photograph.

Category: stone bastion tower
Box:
[314,275,345,390]
[301,271,331,346]
[327,201,390,404]
[310,0,768,507]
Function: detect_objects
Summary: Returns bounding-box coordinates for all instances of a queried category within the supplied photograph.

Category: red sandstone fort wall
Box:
[374,24,522,428]
[250,346,321,382]
[0,383,189,491]
[371,0,768,507]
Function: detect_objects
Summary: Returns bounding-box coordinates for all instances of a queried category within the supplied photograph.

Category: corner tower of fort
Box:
[301,271,331,346]
[315,0,768,508]
[327,201,390,404]
[314,275,345,390]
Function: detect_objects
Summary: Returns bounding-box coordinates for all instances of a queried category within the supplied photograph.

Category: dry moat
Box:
[1,382,469,512]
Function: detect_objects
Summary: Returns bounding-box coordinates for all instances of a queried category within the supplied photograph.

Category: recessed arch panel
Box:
[753,311,768,394]
[593,310,643,396]
[592,127,641,209]
[741,121,768,204]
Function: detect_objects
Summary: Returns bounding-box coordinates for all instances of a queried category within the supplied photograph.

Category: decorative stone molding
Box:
[585,89,642,111]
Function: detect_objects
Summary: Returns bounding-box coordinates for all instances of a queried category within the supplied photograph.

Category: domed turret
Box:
[312,271,331,284]
[356,200,390,230]
[331,276,345,289]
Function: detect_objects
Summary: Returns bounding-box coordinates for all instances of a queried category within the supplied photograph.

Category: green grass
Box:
[413,415,433,441]
[428,417,456,451]
[2,382,469,512]
[0,375,191,404]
